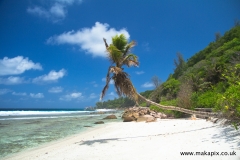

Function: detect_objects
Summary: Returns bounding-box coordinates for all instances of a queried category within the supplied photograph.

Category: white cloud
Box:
[0,56,42,76]
[0,76,26,85]
[48,86,63,93]
[33,69,66,83]
[102,77,114,84]
[103,91,117,100]
[141,82,154,88]
[0,89,11,95]
[89,93,97,99]
[60,92,83,101]
[30,93,44,98]
[55,0,82,4]
[12,92,27,96]
[27,0,82,22]
[135,71,145,75]
[27,7,49,18]
[50,3,65,18]
[108,92,115,96]
[47,22,130,57]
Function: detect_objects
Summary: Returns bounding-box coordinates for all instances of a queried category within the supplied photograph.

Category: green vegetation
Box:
[96,25,240,125]
[95,90,152,109]
[96,97,135,109]
[147,25,240,124]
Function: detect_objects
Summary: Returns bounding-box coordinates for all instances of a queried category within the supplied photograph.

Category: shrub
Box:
[215,64,240,128]
[195,90,218,108]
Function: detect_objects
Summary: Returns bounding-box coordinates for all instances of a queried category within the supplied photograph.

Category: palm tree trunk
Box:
[137,93,219,117]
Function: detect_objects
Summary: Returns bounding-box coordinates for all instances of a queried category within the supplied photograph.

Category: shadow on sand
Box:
[212,124,240,149]
[76,124,221,146]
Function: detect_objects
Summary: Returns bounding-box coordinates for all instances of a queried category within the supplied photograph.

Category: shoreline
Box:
[2,121,113,160]
[0,110,123,158]
[3,119,240,160]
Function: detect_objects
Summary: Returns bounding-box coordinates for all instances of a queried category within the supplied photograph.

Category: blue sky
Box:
[0,0,240,109]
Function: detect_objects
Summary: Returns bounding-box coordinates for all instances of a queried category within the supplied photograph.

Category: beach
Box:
[0,109,122,158]
[3,119,240,160]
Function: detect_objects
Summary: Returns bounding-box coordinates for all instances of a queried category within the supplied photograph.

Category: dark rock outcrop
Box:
[94,121,104,124]
[84,126,92,127]
[103,115,117,119]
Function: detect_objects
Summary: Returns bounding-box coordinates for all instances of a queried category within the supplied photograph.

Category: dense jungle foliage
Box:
[96,25,240,125]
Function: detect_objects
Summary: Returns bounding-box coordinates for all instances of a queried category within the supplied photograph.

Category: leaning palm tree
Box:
[101,34,218,117]
[100,34,139,102]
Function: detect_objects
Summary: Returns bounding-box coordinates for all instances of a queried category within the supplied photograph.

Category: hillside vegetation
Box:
[96,26,240,125]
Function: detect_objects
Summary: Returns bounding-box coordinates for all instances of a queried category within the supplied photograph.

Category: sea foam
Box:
[0,110,90,116]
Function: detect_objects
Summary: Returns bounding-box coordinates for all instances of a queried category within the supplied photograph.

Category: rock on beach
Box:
[103,115,117,119]
[122,107,167,122]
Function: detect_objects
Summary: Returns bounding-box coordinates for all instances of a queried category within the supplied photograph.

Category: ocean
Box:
[0,109,122,159]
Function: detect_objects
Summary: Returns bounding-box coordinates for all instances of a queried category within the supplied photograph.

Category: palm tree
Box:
[101,34,218,117]
[100,34,139,102]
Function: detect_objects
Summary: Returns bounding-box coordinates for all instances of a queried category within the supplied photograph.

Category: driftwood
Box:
[137,93,219,117]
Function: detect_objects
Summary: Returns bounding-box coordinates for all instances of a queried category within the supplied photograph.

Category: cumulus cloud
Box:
[12,92,27,96]
[27,0,82,22]
[30,93,44,98]
[33,69,66,83]
[50,3,65,18]
[141,82,154,88]
[48,86,63,93]
[0,56,42,76]
[89,93,97,99]
[0,89,11,95]
[135,71,145,75]
[60,92,83,101]
[102,77,114,84]
[0,76,26,85]
[47,22,130,57]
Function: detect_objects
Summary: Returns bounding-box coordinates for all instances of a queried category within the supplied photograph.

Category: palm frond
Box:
[122,54,139,67]
[124,41,136,56]
[107,44,123,66]
[126,60,139,67]
[112,71,138,102]
[112,34,128,52]
[100,67,112,100]
[113,75,122,97]
[103,38,108,48]
[100,83,110,101]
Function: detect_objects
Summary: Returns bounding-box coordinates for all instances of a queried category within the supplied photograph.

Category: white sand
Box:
[3,119,240,160]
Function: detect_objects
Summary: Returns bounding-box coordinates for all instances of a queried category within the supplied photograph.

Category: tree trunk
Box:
[137,93,219,117]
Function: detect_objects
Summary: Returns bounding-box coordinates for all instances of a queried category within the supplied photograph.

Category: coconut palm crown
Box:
[100,34,139,102]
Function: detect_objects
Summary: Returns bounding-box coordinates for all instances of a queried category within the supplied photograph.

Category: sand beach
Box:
[3,119,240,160]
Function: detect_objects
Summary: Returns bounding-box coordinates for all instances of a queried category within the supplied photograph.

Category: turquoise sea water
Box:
[0,109,122,159]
